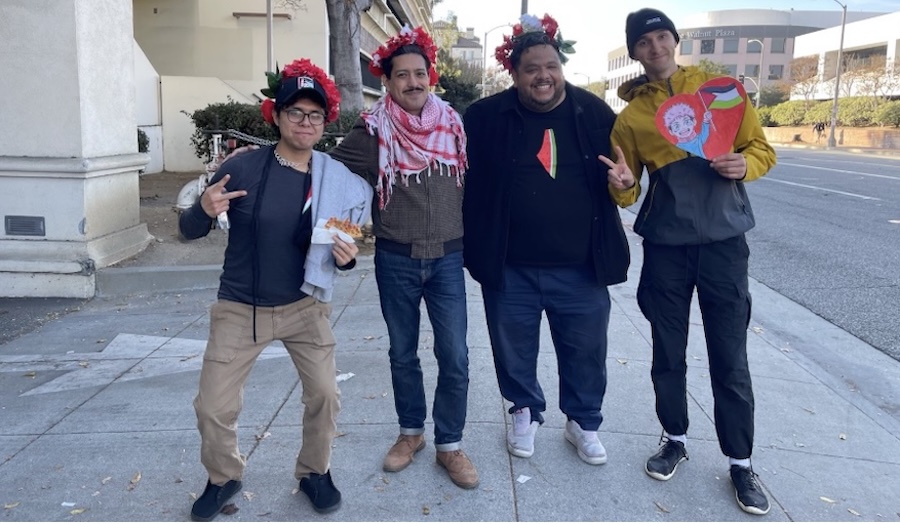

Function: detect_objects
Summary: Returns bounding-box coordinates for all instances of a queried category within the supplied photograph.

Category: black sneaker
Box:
[730,465,770,515]
[299,470,342,514]
[645,438,688,481]
[190,479,242,522]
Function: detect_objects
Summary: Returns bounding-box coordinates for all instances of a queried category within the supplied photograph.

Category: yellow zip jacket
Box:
[610,66,776,245]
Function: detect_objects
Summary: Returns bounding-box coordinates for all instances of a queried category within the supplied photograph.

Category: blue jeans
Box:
[374,249,469,447]
[482,263,610,430]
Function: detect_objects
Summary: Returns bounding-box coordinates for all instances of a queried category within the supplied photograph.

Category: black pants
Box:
[637,235,754,459]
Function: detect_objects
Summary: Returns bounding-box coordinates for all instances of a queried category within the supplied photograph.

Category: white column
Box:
[0,0,151,298]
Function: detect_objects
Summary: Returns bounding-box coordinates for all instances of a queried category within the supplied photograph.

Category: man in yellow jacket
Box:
[600,7,777,516]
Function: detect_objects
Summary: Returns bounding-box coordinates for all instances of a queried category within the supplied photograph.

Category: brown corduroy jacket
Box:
[329,118,465,259]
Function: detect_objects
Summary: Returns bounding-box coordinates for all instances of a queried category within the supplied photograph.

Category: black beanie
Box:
[626,8,679,58]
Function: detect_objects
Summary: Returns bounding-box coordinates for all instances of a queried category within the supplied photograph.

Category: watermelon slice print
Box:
[537,128,557,179]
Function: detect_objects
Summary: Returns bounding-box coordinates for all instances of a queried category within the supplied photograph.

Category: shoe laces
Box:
[733,466,761,492]
[656,438,686,462]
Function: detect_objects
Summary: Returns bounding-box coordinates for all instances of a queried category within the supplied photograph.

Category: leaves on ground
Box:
[655,501,671,513]
[70,508,87,515]
[127,472,141,491]
[336,372,356,382]
[221,503,239,515]
[820,496,836,504]
[4,502,19,510]
[422,505,430,515]
[848,508,861,516]
[23,371,36,378]
[255,431,271,441]
[839,433,847,440]
[242,491,255,501]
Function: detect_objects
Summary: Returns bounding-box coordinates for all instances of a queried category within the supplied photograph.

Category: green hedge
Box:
[183,99,361,160]
[137,128,149,153]
[763,96,895,128]
[875,101,900,127]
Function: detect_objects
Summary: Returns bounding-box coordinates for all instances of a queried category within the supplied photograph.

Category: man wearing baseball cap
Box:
[180,58,372,519]
[600,7,776,516]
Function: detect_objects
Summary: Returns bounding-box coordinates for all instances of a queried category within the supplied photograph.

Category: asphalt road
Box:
[746,148,900,361]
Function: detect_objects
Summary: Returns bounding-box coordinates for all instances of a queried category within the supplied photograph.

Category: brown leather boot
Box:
[383,434,425,472]
[436,449,479,489]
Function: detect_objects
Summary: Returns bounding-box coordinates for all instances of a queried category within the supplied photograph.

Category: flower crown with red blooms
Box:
[369,25,440,86]
[260,59,341,124]
[495,13,576,73]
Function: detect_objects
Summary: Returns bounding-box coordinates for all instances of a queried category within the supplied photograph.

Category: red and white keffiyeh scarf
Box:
[361,93,467,209]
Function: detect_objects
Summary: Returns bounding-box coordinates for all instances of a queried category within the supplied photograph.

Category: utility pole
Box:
[266,0,274,72]
[521,0,528,15]
[827,1,847,149]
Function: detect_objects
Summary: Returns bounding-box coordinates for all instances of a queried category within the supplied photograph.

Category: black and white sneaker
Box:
[645,438,688,481]
[299,470,342,514]
[730,465,771,515]
[190,479,242,522]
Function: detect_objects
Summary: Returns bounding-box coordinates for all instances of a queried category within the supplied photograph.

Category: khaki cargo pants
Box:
[194,297,339,485]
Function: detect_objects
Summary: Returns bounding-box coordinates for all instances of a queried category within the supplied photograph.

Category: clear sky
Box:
[433,0,897,84]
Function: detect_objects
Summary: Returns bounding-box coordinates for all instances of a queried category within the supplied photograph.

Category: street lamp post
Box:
[482,24,510,97]
[827,0,848,148]
[572,72,591,90]
[748,39,765,110]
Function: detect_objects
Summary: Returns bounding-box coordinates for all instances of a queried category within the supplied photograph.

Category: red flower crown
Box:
[369,25,440,86]
[260,59,341,125]
[495,13,575,74]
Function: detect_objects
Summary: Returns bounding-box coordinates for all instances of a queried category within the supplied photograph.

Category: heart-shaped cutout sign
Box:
[655,76,746,160]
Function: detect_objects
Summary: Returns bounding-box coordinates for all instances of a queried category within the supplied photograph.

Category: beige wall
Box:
[764,125,900,149]
[160,76,254,172]
[134,0,328,87]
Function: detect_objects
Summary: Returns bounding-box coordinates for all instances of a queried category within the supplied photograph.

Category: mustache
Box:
[403,87,426,93]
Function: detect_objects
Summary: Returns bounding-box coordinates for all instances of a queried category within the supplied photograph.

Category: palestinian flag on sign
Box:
[700,81,743,110]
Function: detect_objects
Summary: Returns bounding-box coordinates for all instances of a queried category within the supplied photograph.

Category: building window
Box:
[748,40,762,53]
[723,39,739,54]
[725,64,738,77]
[361,56,382,91]
[701,39,715,54]
[771,37,786,53]
[680,40,693,55]
[744,64,760,78]
[768,64,784,80]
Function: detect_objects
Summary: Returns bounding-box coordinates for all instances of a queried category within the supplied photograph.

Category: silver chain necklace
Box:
[274,149,311,172]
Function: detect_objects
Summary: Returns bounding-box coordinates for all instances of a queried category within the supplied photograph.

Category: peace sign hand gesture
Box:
[598,145,635,191]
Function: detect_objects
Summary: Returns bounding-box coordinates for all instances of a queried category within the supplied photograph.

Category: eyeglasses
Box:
[283,108,326,126]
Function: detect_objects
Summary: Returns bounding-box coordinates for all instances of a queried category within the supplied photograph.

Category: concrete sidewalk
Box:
[2,212,900,522]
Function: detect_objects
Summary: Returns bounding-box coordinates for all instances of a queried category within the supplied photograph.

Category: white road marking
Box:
[778,162,900,181]
[760,177,881,201]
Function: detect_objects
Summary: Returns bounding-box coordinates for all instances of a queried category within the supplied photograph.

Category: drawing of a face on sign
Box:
[655,76,747,160]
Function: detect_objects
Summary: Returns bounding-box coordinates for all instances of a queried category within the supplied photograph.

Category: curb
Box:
[95,265,221,297]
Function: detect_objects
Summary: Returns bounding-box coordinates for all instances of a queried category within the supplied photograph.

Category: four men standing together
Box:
[184,6,775,520]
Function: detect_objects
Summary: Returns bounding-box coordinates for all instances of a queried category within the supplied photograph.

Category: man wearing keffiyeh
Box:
[329,25,477,490]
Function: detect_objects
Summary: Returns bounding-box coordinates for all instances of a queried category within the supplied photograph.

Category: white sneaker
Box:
[506,407,539,458]
[564,420,607,465]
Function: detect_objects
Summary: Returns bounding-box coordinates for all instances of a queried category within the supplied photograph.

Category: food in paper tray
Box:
[324,217,363,239]
[312,217,362,244]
